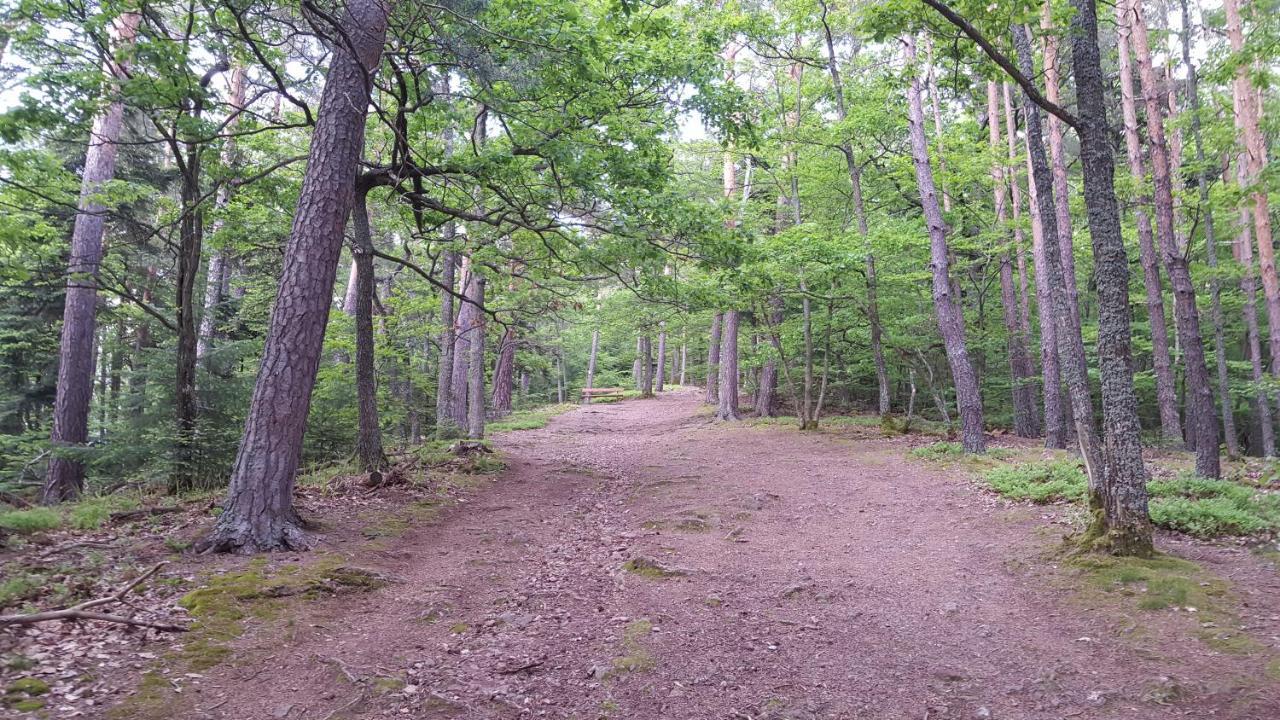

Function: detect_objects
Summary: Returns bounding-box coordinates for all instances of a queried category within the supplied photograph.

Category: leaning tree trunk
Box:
[1180,0,1238,457]
[434,247,456,437]
[1069,0,1153,555]
[1128,0,1219,478]
[715,310,742,420]
[705,313,722,403]
[904,36,985,453]
[199,0,388,552]
[987,81,1038,438]
[1116,12,1182,444]
[467,277,487,440]
[490,326,516,416]
[1013,25,1102,477]
[197,65,247,369]
[352,184,385,472]
[43,11,142,505]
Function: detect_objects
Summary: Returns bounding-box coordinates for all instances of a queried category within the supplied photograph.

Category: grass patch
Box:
[0,574,41,610]
[908,441,965,461]
[487,403,577,432]
[984,460,1088,503]
[66,494,141,530]
[1147,475,1280,537]
[610,619,655,675]
[0,507,60,534]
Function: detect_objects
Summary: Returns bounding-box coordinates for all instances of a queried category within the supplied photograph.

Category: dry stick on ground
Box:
[0,562,186,632]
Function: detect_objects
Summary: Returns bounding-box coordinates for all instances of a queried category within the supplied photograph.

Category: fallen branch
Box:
[0,562,187,632]
[109,506,185,522]
[38,539,120,559]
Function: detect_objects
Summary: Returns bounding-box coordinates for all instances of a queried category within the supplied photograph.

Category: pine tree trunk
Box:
[705,313,722,403]
[679,339,687,386]
[1127,0,1219,477]
[197,66,247,368]
[435,248,456,437]
[352,185,385,472]
[1233,158,1276,455]
[199,0,388,552]
[633,336,643,392]
[655,325,667,392]
[585,327,599,402]
[1180,0,1238,457]
[641,335,654,397]
[755,296,781,418]
[905,36,984,453]
[467,277,486,439]
[490,326,516,416]
[1068,0,1154,554]
[988,82,1039,438]
[1225,0,1280,439]
[1116,11,1182,444]
[44,11,142,505]
[715,310,742,421]
[450,258,473,430]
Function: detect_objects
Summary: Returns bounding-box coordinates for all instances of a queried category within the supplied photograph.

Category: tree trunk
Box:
[434,248,456,437]
[988,81,1039,438]
[1225,0,1280,440]
[1116,11,1182,444]
[467,277,487,439]
[1068,0,1153,554]
[715,310,742,420]
[679,338,687,386]
[904,36,984,453]
[200,0,387,552]
[755,296,781,418]
[633,336,643,392]
[705,313,722,403]
[352,185,385,472]
[655,325,667,392]
[585,327,599,403]
[450,258,473,430]
[44,11,142,505]
[641,335,654,397]
[1233,157,1276,456]
[1180,0,1238,457]
[197,65,247,368]
[490,326,516,416]
[1127,0,1219,477]
[1014,26,1102,476]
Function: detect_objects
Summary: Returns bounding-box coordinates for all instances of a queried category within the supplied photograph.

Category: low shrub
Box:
[1147,474,1280,537]
[907,442,965,460]
[983,460,1087,503]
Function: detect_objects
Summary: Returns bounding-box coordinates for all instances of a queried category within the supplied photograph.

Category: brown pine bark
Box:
[1232,155,1276,455]
[199,0,388,552]
[1116,9,1182,444]
[755,296,782,418]
[988,81,1039,438]
[490,326,516,416]
[715,311,742,421]
[467,277,487,440]
[1127,0,1219,477]
[1068,0,1153,554]
[905,35,984,453]
[43,11,142,505]
[1225,0,1280,439]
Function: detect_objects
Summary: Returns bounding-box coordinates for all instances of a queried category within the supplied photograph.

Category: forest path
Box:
[183,390,1279,720]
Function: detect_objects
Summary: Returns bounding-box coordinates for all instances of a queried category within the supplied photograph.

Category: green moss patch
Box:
[621,557,684,579]
[984,460,1088,503]
[610,620,655,675]
[0,508,60,534]
[4,677,50,712]
[487,403,577,433]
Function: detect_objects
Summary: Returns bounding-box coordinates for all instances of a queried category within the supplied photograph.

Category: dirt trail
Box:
[143,390,1280,720]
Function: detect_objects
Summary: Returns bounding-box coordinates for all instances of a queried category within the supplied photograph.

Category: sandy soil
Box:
[102,390,1280,719]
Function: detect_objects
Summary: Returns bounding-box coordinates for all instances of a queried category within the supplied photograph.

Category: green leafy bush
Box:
[1147,474,1280,537]
[0,507,61,534]
[983,460,1087,503]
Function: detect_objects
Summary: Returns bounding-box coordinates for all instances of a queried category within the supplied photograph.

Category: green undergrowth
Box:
[746,413,950,437]
[487,403,578,432]
[0,493,166,538]
[907,441,1016,468]
[621,556,684,578]
[980,461,1280,538]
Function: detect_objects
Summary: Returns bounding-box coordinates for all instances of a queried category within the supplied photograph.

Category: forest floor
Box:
[6,388,1280,719]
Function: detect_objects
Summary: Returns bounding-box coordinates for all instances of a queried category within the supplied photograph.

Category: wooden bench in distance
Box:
[581,387,625,402]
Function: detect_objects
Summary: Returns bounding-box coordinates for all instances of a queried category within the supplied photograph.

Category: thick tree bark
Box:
[352,185,385,472]
[655,325,667,392]
[704,313,722,403]
[1116,12,1182,444]
[467,277,487,440]
[1014,25,1102,477]
[200,0,388,552]
[44,11,142,505]
[904,36,984,453]
[715,310,742,420]
[988,81,1039,438]
[197,65,247,368]
[434,247,456,437]
[1225,0,1280,438]
[1068,0,1153,554]
[1127,0,1219,477]
[490,326,516,416]
[1180,0,1238,457]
